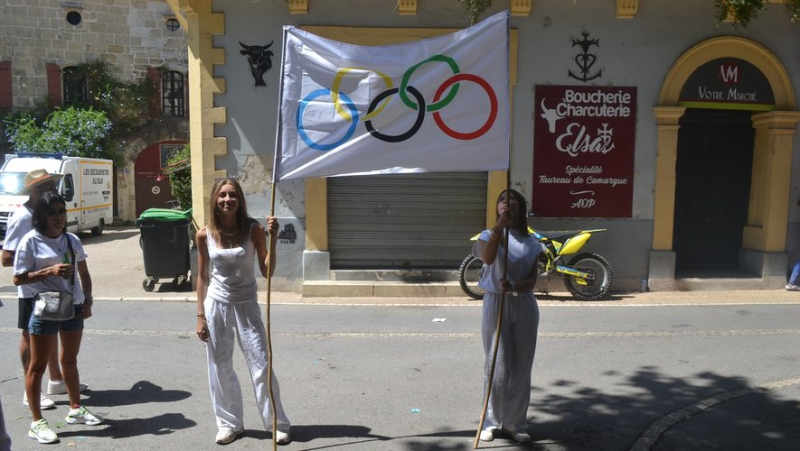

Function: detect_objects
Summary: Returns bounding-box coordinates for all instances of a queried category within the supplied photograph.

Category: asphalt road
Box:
[1,299,799,450]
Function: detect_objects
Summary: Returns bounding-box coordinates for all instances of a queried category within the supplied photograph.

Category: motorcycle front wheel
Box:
[458,255,485,300]
[563,252,613,300]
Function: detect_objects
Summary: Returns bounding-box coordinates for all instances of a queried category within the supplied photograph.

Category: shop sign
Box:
[532,85,637,218]
[679,58,774,111]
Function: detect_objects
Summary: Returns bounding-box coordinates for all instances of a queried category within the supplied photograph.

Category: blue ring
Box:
[296,89,359,151]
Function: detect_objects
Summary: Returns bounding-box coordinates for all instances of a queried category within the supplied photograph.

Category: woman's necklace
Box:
[219,227,239,248]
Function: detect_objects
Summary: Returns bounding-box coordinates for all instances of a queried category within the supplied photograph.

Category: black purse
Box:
[32,235,76,321]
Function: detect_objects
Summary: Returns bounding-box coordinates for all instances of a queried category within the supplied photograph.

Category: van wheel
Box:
[91,220,104,237]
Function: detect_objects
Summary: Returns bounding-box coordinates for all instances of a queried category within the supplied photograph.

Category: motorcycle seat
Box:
[533,229,606,241]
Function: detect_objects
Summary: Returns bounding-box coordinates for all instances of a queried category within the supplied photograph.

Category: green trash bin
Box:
[136,208,193,292]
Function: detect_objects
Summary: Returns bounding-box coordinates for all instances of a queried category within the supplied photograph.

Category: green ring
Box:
[399,55,461,112]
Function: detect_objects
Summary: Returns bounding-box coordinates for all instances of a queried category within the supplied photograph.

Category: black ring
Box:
[365,86,426,143]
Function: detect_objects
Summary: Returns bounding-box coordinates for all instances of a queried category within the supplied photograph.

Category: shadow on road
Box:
[529,367,800,450]
[57,412,197,440]
[82,380,191,408]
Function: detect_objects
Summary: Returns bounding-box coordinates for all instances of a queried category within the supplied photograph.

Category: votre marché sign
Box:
[678,58,774,111]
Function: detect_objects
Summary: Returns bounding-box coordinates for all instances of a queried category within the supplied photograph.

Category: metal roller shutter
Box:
[328,172,487,269]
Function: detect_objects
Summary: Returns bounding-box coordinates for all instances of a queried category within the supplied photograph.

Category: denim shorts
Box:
[28,303,85,335]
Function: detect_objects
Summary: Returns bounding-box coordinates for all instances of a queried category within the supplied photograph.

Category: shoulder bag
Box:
[33,234,76,321]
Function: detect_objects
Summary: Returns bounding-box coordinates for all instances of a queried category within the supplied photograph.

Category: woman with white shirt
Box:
[472,189,541,444]
[14,192,102,444]
[195,179,291,445]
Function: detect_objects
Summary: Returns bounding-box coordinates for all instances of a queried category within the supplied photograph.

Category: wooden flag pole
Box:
[473,176,511,448]
[265,182,278,451]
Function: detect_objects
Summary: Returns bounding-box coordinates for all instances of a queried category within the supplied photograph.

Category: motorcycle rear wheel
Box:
[458,255,485,300]
[563,252,613,300]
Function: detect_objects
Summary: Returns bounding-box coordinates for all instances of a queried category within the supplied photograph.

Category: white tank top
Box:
[206,223,258,303]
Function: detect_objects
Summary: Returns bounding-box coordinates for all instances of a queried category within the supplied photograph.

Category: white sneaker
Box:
[28,419,59,444]
[65,405,104,426]
[23,391,56,410]
[275,429,291,444]
[479,429,494,441]
[47,379,89,395]
[513,431,532,443]
[215,427,244,444]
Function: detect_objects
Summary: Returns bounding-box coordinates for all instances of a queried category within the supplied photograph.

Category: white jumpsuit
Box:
[203,225,290,432]
[473,229,541,433]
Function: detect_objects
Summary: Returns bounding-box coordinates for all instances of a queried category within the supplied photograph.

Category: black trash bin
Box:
[136,208,193,292]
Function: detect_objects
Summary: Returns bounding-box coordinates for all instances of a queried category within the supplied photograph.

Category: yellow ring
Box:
[332,67,394,122]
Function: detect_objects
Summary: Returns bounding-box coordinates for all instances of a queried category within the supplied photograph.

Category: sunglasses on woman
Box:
[47,208,67,217]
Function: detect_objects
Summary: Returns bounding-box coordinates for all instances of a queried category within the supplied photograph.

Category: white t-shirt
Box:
[14,231,88,303]
[4,206,33,297]
[472,228,542,294]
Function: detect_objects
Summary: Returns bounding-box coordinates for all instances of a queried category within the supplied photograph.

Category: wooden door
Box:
[673,109,754,271]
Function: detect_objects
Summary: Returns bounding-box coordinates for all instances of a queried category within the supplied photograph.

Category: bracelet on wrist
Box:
[196,312,205,318]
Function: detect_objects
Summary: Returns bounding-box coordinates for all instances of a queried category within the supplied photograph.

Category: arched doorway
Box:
[134,140,186,217]
[650,37,800,289]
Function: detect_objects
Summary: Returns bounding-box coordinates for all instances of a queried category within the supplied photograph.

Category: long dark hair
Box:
[208,178,250,242]
[496,189,529,236]
[32,192,67,235]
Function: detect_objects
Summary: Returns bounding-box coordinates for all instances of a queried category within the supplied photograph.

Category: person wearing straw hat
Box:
[471,189,541,444]
[195,178,291,445]
[2,169,87,411]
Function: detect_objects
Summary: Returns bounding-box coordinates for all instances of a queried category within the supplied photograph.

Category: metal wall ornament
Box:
[568,31,603,83]
[239,41,274,87]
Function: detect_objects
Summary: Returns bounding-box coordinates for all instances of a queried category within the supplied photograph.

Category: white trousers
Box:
[204,299,290,432]
[481,292,540,432]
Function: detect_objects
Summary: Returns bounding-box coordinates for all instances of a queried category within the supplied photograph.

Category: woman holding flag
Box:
[472,189,541,443]
[195,178,291,445]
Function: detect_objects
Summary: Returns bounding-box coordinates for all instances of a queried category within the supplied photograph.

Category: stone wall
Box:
[0,0,187,109]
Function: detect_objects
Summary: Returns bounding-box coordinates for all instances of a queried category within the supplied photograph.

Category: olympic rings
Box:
[432,73,498,140]
[297,89,359,151]
[365,86,426,143]
[295,54,498,150]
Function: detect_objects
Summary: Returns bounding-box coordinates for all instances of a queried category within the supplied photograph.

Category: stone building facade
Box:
[0,0,189,221]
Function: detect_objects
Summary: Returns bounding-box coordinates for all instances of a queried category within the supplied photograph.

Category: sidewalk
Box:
[3,226,798,307]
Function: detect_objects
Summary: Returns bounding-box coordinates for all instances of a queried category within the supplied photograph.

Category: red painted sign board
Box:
[532,85,637,218]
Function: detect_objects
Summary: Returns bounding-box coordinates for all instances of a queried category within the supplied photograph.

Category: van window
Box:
[62,174,75,202]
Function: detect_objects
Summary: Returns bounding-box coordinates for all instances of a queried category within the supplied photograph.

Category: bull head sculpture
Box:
[239,41,274,87]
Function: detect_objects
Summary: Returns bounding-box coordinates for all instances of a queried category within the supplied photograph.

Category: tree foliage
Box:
[459,0,494,25]
[714,0,766,28]
[166,144,192,211]
[4,107,112,159]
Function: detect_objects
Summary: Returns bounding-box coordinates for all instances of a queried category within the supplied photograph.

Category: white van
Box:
[0,153,113,246]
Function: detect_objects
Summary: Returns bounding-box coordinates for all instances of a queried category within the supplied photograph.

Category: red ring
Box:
[432,73,498,140]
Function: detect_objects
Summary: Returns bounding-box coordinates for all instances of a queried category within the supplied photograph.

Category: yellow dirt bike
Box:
[458,227,613,300]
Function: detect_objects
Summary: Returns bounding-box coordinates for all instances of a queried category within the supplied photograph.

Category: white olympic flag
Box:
[273,10,510,182]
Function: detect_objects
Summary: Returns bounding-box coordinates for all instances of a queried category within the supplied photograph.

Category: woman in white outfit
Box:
[195,179,291,445]
[14,192,103,444]
[472,189,541,444]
